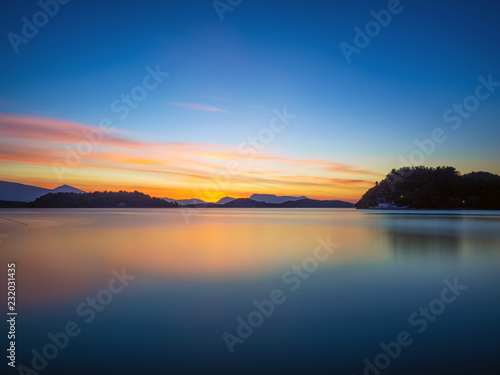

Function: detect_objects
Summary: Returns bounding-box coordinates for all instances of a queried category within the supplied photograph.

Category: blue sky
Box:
[1,0,499,200]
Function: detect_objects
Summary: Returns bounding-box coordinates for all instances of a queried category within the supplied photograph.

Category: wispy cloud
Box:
[167,102,225,112]
[296,159,384,177]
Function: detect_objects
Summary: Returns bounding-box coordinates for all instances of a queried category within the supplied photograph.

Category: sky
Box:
[1,0,499,202]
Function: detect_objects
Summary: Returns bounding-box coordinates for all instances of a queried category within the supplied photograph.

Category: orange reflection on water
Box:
[0,209,378,305]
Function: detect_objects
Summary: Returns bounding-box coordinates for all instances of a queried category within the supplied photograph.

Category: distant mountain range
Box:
[216,196,236,205]
[179,197,354,208]
[0,181,85,202]
[250,194,307,204]
[162,194,311,206]
[0,181,354,208]
[22,192,353,209]
[175,198,207,205]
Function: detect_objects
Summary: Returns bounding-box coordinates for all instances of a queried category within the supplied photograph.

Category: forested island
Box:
[356,166,500,209]
[26,191,179,208]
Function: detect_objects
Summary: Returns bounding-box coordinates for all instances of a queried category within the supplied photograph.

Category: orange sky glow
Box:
[0,113,384,202]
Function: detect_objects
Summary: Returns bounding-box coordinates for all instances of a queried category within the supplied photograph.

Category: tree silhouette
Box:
[27,191,179,208]
[356,166,500,209]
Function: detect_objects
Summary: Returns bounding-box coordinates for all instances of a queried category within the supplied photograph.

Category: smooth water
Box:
[1,209,499,374]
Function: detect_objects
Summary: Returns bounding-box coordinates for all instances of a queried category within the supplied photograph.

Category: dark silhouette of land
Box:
[0,200,27,208]
[356,166,500,209]
[186,198,354,208]
[0,181,85,202]
[26,191,178,208]
[17,194,354,208]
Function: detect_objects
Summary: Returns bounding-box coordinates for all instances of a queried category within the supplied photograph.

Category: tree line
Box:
[27,191,179,208]
[356,166,500,209]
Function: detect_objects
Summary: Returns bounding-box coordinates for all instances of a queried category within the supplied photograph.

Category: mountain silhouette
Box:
[0,181,85,202]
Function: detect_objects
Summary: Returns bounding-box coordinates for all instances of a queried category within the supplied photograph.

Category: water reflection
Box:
[377,212,500,262]
[0,209,499,374]
[1,209,500,307]
[381,215,462,261]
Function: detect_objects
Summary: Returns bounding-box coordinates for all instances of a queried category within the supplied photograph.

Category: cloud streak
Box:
[167,102,225,112]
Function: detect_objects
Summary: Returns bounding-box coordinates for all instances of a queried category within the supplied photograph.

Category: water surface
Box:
[1,209,499,374]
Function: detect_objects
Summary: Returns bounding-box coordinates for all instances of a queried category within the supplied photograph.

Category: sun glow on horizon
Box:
[0,113,378,203]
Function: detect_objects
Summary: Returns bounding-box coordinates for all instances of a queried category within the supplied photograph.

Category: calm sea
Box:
[1,208,499,374]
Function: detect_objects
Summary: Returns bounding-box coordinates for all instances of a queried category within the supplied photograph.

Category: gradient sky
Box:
[1,0,499,202]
